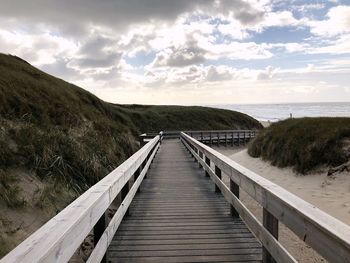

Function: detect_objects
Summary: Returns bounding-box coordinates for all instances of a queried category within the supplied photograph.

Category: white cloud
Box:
[217,21,250,40]
[0,29,78,65]
[310,34,350,54]
[1,1,350,104]
[257,66,278,80]
[309,5,350,37]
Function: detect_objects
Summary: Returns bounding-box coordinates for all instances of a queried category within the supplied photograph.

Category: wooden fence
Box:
[0,134,162,263]
[181,132,350,263]
[140,130,257,147]
[185,130,257,146]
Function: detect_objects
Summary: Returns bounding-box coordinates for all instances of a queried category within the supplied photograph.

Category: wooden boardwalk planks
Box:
[107,139,262,262]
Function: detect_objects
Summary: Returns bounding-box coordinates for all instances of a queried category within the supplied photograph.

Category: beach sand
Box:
[213,146,350,263]
[259,120,271,127]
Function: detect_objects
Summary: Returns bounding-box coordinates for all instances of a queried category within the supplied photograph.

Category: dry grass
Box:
[248,117,350,173]
[0,170,25,208]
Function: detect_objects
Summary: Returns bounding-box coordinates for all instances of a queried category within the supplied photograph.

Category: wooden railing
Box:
[1,134,162,263]
[181,132,350,263]
[184,130,257,146]
[140,130,257,147]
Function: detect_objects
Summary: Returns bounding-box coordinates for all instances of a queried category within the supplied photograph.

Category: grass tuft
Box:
[0,169,26,208]
[248,117,350,174]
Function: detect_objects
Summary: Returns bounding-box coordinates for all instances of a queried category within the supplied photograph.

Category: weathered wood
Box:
[181,132,350,263]
[205,156,210,177]
[134,167,141,193]
[87,142,159,263]
[230,179,239,218]
[198,151,203,168]
[263,208,279,263]
[184,130,257,146]
[215,165,221,193]
[108,140,261,262]
[93,213,107,263]
[121,181,130,216]
[182,137,296,263]
[1,136,161,263]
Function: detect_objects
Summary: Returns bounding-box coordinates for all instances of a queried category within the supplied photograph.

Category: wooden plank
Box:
[108,140,261,262]
[109,247,262,257]
[182,137,296,263]
[263,208,279,263]
[230,180,239,218]
[110,237,258,246]
[87,142,160,263]
[93,213,107,263]
[110,255,261,263]
[109,242,260,251]
[181,132,350,263]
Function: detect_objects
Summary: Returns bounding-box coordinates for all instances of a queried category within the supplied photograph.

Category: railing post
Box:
[159,132,163,144]
[205,156,210,177]
[201,132,203,142]
[237,132,240,146]
[217,132,220,147]
[121,181,130,216]
[194,148,198,163]
[94,213,107,263]
[142,158,148,179]
[225,133,227,147]
[230,180,239,218]
[232,131,234,146]
[209,133,212,146]
[198,151,203,168]
[134,167,141,193]
[215,165,221,193]
[139,135,144,148]
[263,209,279,263]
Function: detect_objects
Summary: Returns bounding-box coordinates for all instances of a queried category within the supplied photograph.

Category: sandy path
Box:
[213,146,350,263]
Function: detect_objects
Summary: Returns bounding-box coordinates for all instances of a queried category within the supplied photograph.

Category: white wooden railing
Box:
[1,134,162,263]
[181,132,350,263]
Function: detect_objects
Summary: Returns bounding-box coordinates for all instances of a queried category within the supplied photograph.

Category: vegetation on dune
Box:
[0,53,262,204]
[0,53,261,257]
[113,104,262,132]
[248,118,350,174]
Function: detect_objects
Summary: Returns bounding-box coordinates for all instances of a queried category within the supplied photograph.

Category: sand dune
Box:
[214,146,350,263]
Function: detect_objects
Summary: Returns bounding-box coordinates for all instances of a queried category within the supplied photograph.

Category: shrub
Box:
[248,118,350,173]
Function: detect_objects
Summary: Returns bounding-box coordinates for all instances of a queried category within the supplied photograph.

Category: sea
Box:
[213,102,350,122]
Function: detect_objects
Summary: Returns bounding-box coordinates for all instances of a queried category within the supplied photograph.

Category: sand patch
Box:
[215,147,350,263]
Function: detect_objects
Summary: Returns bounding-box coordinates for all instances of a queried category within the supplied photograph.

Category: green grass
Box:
[0,53,262,202]
[112,104,262,132]
[248,118,350,174]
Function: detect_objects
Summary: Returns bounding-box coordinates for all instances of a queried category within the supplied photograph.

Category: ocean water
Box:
[214,102,350,122]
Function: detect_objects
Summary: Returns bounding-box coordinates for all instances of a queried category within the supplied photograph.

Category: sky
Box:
[0,0,350,105]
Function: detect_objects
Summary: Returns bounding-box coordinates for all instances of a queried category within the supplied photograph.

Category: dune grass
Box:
[0,170,25,208]
[248,117,350,173]
[0,53,262,201]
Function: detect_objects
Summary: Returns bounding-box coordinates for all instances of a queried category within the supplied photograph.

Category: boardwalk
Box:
[108,139,262,262]
[3,132,349,263]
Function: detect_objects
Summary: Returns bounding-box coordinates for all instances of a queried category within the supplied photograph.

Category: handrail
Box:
[182,129,259,134]
[181,132,350,263]
[185,130,257,147]
[1,135,161,263]
[139,131,163,147]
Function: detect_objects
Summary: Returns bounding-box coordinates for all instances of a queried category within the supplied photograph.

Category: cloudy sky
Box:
[1,0,350,105]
